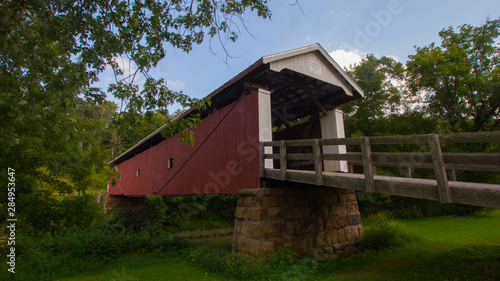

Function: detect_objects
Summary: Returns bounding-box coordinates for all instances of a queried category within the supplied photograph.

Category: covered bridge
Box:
[106,44,368,258]
[107,43,363,197]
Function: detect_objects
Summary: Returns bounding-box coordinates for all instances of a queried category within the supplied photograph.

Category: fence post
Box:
[428,134,452,203]
[361,137,375,192]
[280,140,287,181]
[313,139,324,185]
[448,169,457,181]
[405,167,412,178]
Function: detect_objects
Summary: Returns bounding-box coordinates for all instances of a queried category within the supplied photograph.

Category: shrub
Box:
[360,212,417,251]
[278,257,318,281]
[189,241,266,280]
[16,191,103,235]
[188,241,321,281]
[13,228,190,280]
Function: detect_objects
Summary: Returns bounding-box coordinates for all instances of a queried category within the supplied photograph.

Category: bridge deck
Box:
[263,168,500,209]
[260,132,500,209]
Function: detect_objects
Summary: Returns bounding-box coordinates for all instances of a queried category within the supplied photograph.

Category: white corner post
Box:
[320,109,348,172]
[258,88,273,169]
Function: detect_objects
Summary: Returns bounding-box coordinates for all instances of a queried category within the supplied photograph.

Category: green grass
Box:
[403,211,500,246]
[62,257,234,281]
[315,210,500,281]
[54,211,500,281]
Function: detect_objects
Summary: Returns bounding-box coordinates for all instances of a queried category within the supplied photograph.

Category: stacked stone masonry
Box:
[103,194,147,213]
[232,187,364,260]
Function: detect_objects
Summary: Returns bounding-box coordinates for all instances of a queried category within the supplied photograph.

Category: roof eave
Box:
[263,43,364,98]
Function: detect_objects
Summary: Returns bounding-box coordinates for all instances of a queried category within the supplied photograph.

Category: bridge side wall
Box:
[232,186,363,259]
[109,91,261,196]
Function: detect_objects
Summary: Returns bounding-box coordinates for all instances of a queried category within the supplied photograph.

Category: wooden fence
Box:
[259,131,500,208]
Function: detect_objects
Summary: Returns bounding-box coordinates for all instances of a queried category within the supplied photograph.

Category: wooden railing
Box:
[260,131,500,204]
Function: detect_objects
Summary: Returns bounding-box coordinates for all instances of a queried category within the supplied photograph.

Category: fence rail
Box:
[259,131,500,208]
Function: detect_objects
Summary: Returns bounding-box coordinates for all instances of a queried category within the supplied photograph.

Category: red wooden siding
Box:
[109,91,260,196]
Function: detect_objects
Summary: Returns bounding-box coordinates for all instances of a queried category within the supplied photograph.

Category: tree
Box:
[406,18,500,132]
[340,54,406,136]
[0,0,271,198]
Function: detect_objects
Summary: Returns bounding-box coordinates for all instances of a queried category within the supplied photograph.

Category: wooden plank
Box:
[321,138,363,146]
[449,169,457,181]
[351,160,500,173]
[319,131,500,148]
[348,163,354,173]
[442,153,500,166]
[264,169,316,185]
[287,139,315,146]
[264,168,500,208]
[262,141,280,146]
[309,92,327,115]
[428,134,452,203]
[361,137,375,192]
[322,153,363,161]
[369,131,500,145]
[280,140,287,181]
[264,154,281,160]
[439,131,500,143]
[405,167,413,178]
[313,139,324,185]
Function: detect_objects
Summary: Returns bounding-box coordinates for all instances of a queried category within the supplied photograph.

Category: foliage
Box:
[340,54,408,137]
[359,212,417,251]
[159,194,237,230]
[278,257,318,281]
[5,210,500,280]
[356,191,492,219]
[342,20,500,219]
[406,18,500,132]
[16,192,102,235]
[189,241,318,281]
[0,0,271,202]
[99,194,237,236]
[9,228,189,280]
[189,242,265,280]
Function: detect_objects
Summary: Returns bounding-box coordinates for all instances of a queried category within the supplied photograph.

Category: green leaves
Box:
[0,0,269,199]
[340,54,407,137]
[406,18,500,132]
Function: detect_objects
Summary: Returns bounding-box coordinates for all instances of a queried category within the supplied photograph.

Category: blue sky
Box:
[98,0,500,109]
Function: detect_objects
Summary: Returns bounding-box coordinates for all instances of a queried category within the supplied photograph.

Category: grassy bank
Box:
[56,210,500,281]
[314,210,500,281]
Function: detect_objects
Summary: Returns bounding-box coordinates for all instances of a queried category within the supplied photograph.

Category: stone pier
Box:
[232,186,363,259]
[103,194,147,213]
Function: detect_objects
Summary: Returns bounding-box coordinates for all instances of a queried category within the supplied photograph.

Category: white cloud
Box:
[112,56,137,78]
[167,79,186,91]
[329,49,364,70]
[386,54,401,62]
[328,8,351,18]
